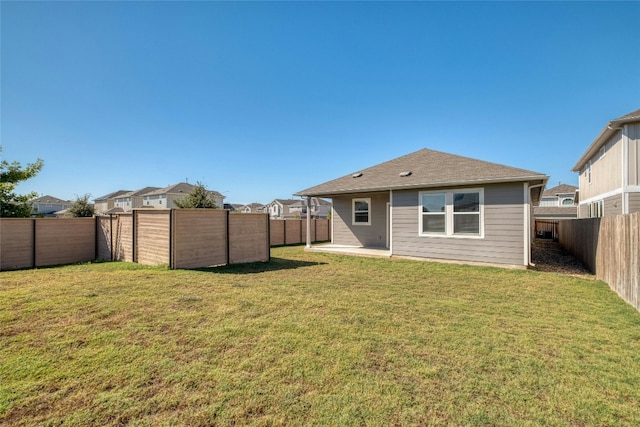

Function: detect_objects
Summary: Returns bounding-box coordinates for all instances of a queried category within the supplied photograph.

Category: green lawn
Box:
[2,246,640,426]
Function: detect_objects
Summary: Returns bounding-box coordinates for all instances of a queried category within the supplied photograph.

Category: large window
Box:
[420,189,483,237]
[352,198,371,225]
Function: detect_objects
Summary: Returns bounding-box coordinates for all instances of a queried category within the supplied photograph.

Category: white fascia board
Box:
[296,175,548,198]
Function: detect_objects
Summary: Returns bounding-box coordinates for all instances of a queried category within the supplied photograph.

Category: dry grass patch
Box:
[2,246,640,426]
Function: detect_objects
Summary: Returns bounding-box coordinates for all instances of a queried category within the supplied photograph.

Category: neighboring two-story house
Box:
[94,190,131,214]
[572,109,640,218]
[533,183,578,221]
[30,195,72,217]
[240,203,267,214]
[268,198,331,219]
[114,187,160,212]
[142,183,225,209]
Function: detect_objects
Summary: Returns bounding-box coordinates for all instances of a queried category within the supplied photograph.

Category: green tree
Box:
[0,148,44,217]
[68,194,95,217]
[174,182,218,209]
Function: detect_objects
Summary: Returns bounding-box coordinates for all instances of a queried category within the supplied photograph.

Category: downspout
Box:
[527,182,546,267]
[621,124,629,215]
[305,196,312,249]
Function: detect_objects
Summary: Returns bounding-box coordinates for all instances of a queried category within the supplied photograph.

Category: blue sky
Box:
[2,1,639,205]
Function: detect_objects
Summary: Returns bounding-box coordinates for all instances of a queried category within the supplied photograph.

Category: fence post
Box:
[94,216,99,262]
[226,209,230,265]
[266,214,271,261]
[169,209,174,269]
[109,214,114,261]
[32,218,37,268]
[132,210,137,263]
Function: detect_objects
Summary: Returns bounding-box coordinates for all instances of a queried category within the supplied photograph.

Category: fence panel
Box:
[135,210,170,266]
[269,219,286,246]
[0,219,34,270]
[173,209,228,269]
[285,220,303,245]
[35,218,95,267]
[229,214,269,264]
[97,216,112,261]
[315,219,330,242]
[559,212,640,312]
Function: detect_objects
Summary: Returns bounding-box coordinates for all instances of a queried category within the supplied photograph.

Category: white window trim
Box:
[419,188,484,239]
[352,197,371,226]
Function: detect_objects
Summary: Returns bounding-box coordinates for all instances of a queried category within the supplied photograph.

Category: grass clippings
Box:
[1,246,640,426]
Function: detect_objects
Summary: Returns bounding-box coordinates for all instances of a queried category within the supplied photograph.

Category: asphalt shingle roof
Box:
[542,184,578,197]
[611,108,640,123]
[295,148,547,197]
[31,195,71,204]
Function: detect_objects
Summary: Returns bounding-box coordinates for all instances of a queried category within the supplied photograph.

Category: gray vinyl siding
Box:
[332,193,389,248]
[391,183,525,266]
[627,193,640,214]
[603,194,623,217]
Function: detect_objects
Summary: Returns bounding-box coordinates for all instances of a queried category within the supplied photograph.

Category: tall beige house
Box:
[572,109,640,218]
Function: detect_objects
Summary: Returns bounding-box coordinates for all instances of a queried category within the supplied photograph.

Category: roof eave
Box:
[572,123,622,172]
[295,175,548,197]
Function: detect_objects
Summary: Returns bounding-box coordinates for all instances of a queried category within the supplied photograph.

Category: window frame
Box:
[419,188,484,239]
[352,197,371,226]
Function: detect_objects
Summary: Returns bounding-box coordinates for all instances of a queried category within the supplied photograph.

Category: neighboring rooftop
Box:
[145,182,224,198]
[542,184,578,197]
[31,195,71,204]
[611,108,640,124]
[533,206,578,217]
[295,148,547,197]
[94,190,132,201]
[118,187,161,198]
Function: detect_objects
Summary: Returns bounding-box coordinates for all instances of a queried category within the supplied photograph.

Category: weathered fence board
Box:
[229,213,269,264]
[135,210,170,266]
[0,218,94,270]
[1,219,34,270]
[1,213,331,271]
[558,212,640,312]
[35,219,95,267]
[172,209,228,269]
[269,219,331,246]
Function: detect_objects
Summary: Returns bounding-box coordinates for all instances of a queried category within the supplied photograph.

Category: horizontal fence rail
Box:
[1,213,331,271]
[558,212,640,312]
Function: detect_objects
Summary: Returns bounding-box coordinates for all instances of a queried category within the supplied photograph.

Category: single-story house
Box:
[295,148,548,268]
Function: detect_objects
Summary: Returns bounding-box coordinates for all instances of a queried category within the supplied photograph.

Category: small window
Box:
[352,198,371,225]
[587,162,592,184]
[561,198,574,206]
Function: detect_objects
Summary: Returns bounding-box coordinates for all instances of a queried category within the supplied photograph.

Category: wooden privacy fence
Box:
[558,212,640,312]
[269,218,331,246]
[98,210,270,269]
[0,218,96,270]
[2,212,332,271]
